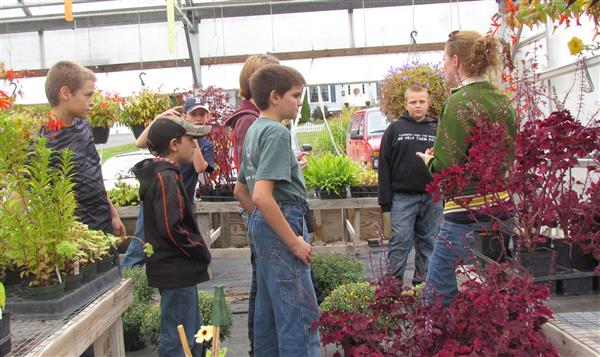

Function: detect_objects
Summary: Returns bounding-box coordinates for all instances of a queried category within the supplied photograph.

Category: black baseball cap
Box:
[146,114,211,155]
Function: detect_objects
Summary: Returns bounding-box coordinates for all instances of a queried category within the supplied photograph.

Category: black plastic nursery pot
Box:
[97,255,115,274]
[80,262,98,284]
[63,273,83,291]
[513,247,556,277]
[24,281,65,301]
[317,188,347,199]
[349,186,378,198]
[0,313,11,357]
[130,124,146,139]
[554,239,598,271]
[92,126,110,144]
[197,186,236,202]
[468,230,512,263]
[3,270,21,287]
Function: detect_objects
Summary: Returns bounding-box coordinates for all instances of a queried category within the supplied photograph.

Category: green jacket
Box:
[426,81,516,197]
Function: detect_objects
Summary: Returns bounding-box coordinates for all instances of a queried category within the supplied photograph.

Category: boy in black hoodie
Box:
[378,85,443,286]
[133,114,211,357]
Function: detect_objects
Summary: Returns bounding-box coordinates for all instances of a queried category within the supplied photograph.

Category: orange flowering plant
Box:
[88,90,122,128]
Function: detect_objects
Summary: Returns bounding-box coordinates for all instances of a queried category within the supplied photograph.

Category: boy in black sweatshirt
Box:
[378,85,443,286]
[132,114,211,357]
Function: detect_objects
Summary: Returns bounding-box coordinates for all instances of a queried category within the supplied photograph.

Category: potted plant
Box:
[108,180,141,208]
[120,89,171,139]
[304,153,359,199]
[316,266,557,356]
[88,90,121,144]
[311,253,364,296]
[1,132,79,300]
[350,168,378,197]
[379,63,448,120]
[426,51,600,277]
[196,86,235,200]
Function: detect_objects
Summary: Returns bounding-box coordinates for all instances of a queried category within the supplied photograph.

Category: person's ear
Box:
[452,54,459,69]
[268,90,280,105]
[59,86,71,102]
[168,138,179,153]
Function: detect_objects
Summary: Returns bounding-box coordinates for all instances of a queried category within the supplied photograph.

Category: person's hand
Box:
[416,147,434,162]
[297,151,310,170]
[291,236,312,265]
[157,106,183,118]
[112,216,127,237]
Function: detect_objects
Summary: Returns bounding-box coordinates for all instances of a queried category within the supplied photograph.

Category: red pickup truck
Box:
[346,107,389,169]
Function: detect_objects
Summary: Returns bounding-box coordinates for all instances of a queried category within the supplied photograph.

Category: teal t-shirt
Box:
[237,118,308,204]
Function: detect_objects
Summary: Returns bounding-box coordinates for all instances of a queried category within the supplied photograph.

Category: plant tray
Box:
[5,267,121,320]
[532,267,599,296]
[0,333,10,357]
[477,251,599,296]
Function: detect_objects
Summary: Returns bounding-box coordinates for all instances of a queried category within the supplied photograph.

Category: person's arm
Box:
[152,171,211,262]
[253,180,312,265]
[234,181,254,213]
[107,193,126,237]
[417,100,468,173]
[192,144,209,173]
[233,116,257,167]
[135,106,183,148]
[378,125,394,212]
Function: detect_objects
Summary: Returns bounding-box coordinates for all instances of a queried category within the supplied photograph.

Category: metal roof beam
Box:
[16,0,32,17]
[11,42,446,78]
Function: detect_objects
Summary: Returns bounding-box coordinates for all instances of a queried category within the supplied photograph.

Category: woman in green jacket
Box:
[417,30,516,306]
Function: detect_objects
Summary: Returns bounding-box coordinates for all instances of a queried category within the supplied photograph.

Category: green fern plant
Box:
[304,153,360,194]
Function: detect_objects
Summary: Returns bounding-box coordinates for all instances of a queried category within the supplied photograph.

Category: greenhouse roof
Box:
[0,0,480,34]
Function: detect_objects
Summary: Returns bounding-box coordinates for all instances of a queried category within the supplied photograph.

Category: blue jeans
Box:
[425,219,502,306]
[248,202,320,357]
[387,193,443,284]
[121,205,146,268]
[159,286,203,357]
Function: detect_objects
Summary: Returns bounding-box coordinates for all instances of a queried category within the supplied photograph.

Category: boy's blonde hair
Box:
[45,61,96,107]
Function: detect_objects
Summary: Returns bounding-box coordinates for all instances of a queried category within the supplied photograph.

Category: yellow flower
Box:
[568,36,585,56]
[195,325,214,343]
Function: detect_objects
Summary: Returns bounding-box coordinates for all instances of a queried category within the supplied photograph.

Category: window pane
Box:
[310,87,319,102]
[320,86,329,102]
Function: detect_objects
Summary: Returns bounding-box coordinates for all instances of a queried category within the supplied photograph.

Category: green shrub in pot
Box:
[304,153,360,197]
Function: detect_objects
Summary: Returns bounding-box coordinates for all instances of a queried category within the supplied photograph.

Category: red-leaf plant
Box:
[314,264,557,356]
[426,48,600,260]
[197,86,235,191]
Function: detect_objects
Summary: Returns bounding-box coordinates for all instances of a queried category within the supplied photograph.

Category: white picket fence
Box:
[294,122,325,133]
[110,121,326,135]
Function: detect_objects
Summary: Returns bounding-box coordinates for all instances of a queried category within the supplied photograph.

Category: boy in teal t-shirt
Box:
[234,64,320,356]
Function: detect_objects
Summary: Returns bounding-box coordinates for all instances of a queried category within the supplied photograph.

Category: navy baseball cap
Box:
[184,97,210,114]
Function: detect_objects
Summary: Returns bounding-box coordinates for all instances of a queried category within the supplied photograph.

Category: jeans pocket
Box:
[278,278,300,305]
